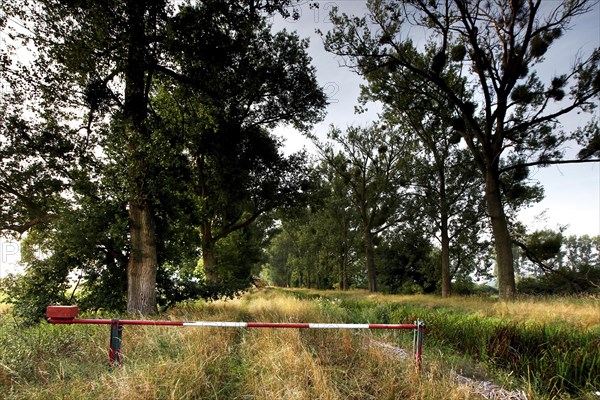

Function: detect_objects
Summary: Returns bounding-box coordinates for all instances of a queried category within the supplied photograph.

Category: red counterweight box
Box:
[46,305,79,323]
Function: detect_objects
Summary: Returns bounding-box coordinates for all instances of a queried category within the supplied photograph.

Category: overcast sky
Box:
[271,0,600,239]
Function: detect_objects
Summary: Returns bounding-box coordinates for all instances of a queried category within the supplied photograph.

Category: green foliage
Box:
[156,266,247,308]
[156,1,326,283]
[451,277,498,296]
[526,230,563,262]
[518,266,600,295]
[1,0,326,318]
[315,124,416,291]
[214,223,268,282]
[322,0,600,299]
[515,231,600,294]
[377,229,439,294]
[0,230,73,324]
[265,163,364,290]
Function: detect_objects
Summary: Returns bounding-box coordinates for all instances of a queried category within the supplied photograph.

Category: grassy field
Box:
[285,289,599,396]
[0,288,598,399]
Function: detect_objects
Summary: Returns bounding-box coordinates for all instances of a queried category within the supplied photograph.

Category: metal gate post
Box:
[413,320,425,371]
[109,319,123,366]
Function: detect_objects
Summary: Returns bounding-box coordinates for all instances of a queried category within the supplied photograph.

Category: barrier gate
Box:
[46,305,425,369]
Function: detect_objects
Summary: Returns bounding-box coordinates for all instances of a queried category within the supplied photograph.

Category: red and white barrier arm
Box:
[46,307,417,330]
[56,319,417,330]
[183,322,418,330]
[46,305,425,368]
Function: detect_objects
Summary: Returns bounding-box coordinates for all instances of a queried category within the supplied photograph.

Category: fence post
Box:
[413,320,425,370]
[109,319,123,366]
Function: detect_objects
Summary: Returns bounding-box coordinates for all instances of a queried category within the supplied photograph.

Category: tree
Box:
[319,162,362,290]
[1,0,175,314]
[315,125,414,292]
[377,227,438,294]
[0,0,316,313]
[158,2,326,282]
[515,229,564,273]
[265,165,362,290]
[516,232,600,294]
[323,0,600,298]
[360,47,492,296]
[265,228,297,287]
[411,147,492,295]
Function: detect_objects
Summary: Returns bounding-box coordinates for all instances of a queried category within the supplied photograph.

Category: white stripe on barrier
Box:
[183,321,248,328]
[308,323,370,329]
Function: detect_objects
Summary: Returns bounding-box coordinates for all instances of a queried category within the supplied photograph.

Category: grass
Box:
[0,288,598,399]
[0,304,10,315]
[285,288,600,327]
[283,288,600,398]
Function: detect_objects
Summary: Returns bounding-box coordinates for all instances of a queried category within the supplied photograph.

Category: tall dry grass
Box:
[290,288,600,327]
[283,288,599,397]
[1,288,507,399]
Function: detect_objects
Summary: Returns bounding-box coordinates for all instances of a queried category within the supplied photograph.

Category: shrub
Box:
[518,266,600,295]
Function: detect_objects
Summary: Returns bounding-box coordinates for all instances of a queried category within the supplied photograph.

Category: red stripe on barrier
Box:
[66,318,184,326]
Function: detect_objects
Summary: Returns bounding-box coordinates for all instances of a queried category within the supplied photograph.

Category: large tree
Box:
[323,0,600,298]
[158,2,326,282]
[1,0,176,314]
[362,49,491,296]
[0,0,314,313]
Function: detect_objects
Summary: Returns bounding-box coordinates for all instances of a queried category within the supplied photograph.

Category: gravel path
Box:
[368,339,528,400]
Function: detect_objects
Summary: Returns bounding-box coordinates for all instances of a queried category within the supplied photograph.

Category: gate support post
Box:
[109,319,123,366]
[413,320,425,371]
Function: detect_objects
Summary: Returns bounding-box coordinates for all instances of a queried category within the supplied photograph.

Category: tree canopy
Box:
[0,0,326,317]
[321,0,599,298]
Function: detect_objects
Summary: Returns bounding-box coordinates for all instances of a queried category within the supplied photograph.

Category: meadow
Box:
[0,288,598,399]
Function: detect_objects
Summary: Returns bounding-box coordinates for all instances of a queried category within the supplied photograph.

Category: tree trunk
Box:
[363,225,377,292]
[201,221,218,282]
[316,270,321,290]
[127,202,158,314]
[439,167,451,298]
[124,0,158,314]
[440,218,451,297]
[339,244,348,291]
[485,168,516,299]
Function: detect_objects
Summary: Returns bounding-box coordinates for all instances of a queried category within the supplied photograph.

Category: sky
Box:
[1,0,599,277]
[271,0,600,239]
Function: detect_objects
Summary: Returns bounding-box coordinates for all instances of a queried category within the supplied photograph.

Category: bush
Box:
[0,271,71,326]
[518,266,600,295]
[452,278,498,296]
[399,281,424,295]
[452,277,477,295]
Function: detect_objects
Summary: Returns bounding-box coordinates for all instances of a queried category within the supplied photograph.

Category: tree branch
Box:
[499,156,600,173]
